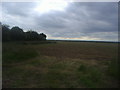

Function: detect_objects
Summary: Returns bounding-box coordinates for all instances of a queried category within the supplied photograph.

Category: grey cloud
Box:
[1,2,118,41]
[65,2,118,33]
[2,2,36,17]
[35,12,67,29]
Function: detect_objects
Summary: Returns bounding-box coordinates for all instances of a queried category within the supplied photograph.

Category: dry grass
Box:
[2,41,119,88]
[33,41,118,60]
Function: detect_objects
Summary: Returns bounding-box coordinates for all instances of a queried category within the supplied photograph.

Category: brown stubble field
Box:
[35,41,118,60]
[2,41,119,88]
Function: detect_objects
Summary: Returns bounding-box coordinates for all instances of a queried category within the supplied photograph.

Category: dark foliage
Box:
[25,31,39,41]
[10,26,25,41]
[39,33,47,41]
[2,24,11,41]
[2,24,47,42]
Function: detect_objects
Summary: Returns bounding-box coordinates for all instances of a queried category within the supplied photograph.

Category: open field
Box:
[2,41,119,88]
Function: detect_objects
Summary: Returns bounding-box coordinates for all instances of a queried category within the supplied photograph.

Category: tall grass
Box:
[107,58,119,79]
[78,64,103,88]
[3,43,38,63]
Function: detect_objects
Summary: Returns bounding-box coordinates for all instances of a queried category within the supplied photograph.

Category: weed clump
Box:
[78,64,87,73]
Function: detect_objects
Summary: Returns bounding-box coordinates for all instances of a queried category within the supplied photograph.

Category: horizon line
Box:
[47,39,119,42]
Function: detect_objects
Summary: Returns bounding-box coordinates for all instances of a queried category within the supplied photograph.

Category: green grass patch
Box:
[77,65,103,88]
[78,64,87,73]
[107,58,119,79]
[3,43,38,63]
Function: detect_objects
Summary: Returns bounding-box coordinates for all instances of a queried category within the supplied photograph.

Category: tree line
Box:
[1,24,47,42]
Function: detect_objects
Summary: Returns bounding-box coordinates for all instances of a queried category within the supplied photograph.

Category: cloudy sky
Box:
[1,0,118,41]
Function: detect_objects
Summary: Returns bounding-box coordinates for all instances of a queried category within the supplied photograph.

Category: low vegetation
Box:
[3,41,119,88]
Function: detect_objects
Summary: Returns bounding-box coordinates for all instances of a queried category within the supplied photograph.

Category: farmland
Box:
[2,41,119,88]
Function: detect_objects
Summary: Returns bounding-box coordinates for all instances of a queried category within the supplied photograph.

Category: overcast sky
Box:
[1,1,118,41]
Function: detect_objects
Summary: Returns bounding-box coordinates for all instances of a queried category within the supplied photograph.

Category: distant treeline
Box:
[2,24,47,42]
[54,40,119,43]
